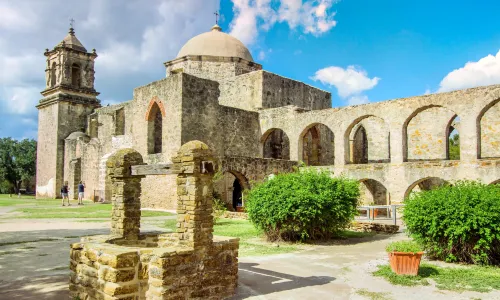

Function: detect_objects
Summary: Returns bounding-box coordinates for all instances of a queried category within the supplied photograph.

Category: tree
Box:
[0,138,37,193]
[448,133,460,160]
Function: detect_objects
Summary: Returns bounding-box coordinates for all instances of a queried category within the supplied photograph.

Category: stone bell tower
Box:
[36,25,100,198]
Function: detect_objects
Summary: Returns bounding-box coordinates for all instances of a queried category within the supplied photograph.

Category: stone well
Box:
[69,141,239,300]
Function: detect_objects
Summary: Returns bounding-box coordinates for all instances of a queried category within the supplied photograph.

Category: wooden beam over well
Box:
[131,164,181,176]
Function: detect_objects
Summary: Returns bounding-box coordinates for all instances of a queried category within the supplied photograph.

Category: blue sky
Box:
[1,0,499,140]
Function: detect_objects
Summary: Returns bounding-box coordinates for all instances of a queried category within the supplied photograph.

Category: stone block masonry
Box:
[70,141,239,300]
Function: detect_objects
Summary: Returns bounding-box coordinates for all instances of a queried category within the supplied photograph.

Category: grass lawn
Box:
[0,194,59,207]
[0,195,173,219]
[161,218,374,257]
[374,264,500,292]
[161,218,298,257]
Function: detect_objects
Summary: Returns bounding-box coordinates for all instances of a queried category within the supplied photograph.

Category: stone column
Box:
[106,149,145,240]
[173,141,215,250]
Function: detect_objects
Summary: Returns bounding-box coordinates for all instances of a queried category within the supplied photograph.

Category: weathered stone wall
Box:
[165,56,262,83]
[262,71,331,110]
[220,106,261,157]
[218,70,331,111]
[37,101,95,198]
[140,175,177,209]
[180,75,223,155]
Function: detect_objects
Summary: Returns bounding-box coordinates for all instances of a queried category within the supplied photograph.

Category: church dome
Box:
[176,25,253,62]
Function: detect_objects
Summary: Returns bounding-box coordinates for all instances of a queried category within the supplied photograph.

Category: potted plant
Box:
[386,240,424,276]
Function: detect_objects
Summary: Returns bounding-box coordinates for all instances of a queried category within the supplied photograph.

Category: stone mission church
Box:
[36,25,500,210]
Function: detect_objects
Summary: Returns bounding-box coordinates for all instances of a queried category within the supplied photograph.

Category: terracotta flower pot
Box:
[388,252,424,276]
[236,206,245,212]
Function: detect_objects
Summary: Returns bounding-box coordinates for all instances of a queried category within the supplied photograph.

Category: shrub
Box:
[245,169,360,242]
[403,181,500,265]
[386,240,423,253]
[211,192,227,224]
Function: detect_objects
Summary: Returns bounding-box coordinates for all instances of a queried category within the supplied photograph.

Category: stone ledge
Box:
[349,222,400,234]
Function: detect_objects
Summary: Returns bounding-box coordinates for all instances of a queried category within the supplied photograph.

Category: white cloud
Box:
[347,95,369,105]
[229,0,337,45]
[437,50,500,92]
[1,86,40,115]
[311,65,380,98]
[312,65,380,106]
[424,88,431,95]
[0,0,219,139]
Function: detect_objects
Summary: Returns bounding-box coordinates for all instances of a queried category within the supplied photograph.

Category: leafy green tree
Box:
[0,138,37,193]
[448,133,460,160]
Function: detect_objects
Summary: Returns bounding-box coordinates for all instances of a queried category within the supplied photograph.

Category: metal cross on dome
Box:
[70,18,75,28]
[214,11,219,25]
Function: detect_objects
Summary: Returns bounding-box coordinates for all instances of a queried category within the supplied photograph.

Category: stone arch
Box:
[345,115,390,164]
[359,179,389,205]
[144,96,166,120]
[298,123,334,166]
[50,62,57,87]
[447,116,460,160]
[404,177,450,199]
[146,102,163,154]
[71,63,81,87]
[214,170,250,211]
[261,128,290,160]
[403,105,458,161]
[477,98,500,159]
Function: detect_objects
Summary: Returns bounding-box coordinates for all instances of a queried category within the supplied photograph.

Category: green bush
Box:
[403,181,500,265]
[386,240,423,253]
[245,169,360,242]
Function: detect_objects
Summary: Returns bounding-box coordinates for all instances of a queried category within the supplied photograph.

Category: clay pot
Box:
[236,206,245,212]
[388,252,424,276]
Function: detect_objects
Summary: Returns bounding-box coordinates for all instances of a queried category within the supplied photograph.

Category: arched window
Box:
[300,123,335,166]
[353,126,368,164]
[262,129,290,160]
[50,62,57,87]
[71,63,81,87]
[447,116,460,160]
[147,102,163,154]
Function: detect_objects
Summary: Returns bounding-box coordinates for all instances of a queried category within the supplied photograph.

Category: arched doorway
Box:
[478,99,500,159]
[262,128,290,160]
[146,102,164,154]
[359,179,389,205]
[404,106,458,161]
[232,178,243,210]
[346,115,390,164]
[353,126,368,164]
[299,123,334,166]
[213,171,250,212]
[405,177,450,199]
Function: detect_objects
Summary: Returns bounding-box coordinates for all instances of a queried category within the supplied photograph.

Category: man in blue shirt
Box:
[77,181,85,205]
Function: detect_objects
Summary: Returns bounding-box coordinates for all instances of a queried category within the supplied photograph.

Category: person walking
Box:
[61,182,70,206]
[77,181,85,205]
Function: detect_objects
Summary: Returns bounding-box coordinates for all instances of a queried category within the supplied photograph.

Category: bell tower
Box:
[36,25,100,198]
